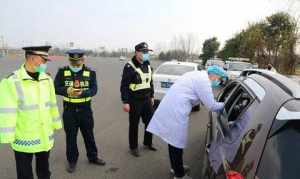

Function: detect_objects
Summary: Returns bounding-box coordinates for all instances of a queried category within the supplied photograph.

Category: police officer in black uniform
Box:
[54,49,105,173]
[120,42,157,157]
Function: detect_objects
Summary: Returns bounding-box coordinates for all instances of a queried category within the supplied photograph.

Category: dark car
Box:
[202,69,300,179]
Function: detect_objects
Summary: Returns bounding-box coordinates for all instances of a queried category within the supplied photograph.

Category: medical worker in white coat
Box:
[147,65,227,179]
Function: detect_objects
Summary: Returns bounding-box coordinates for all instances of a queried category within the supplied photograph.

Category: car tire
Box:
[192,105,200,112]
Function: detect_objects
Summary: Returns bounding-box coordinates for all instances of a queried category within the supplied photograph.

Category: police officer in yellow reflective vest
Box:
[54,49,105,173]
[120,42,157,157]
[0,46,62,179]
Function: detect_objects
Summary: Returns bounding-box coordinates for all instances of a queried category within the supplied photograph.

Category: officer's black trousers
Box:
[129,98,153,150]
[63,105,98,163]
[168,144,185,177]
[14,150,51,179]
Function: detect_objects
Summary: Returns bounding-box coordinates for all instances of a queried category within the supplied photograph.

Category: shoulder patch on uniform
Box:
[83,71,91,77]
[64,70,71,77]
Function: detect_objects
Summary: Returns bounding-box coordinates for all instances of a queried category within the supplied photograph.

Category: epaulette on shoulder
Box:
[125,62,132,69]
[5,73,15,79]
[85,66,97,73]
[85,66,92,71]
[57,66,69,72]
[5,70,18,79]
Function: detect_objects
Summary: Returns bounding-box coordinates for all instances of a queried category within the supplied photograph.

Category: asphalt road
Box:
[0,56,209,179]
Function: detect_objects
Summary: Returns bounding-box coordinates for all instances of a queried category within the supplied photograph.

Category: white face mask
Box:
[142,53,150,62]
[211,79,221,88]
[69,65,82,73]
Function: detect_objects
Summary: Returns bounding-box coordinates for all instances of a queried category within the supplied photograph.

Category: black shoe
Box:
[66,162,76,173]
[144,145,157,151]
[170,165,190,175]
[130,149,140,157]
[89,158,106,166]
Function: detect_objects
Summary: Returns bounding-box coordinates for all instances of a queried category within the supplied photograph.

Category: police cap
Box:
[135,42,153,53]
[22,45,51,61]
[66,49,85,61]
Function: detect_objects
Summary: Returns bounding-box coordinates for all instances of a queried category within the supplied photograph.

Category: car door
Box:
[203,81,239,179]
[206,79,268,179]
[256,99,300,179]
[206,81,239,149]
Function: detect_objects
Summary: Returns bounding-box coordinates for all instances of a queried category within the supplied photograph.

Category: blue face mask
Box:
[211,80,221,88]
[35,64,47,73]
[69,65,82,73]
[142,53,150,62]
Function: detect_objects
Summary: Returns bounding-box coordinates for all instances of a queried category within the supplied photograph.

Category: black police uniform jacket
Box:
[54,65,97,105]
[120,56,154,104]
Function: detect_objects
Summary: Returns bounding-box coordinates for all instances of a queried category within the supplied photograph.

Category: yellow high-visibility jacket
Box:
[0,65,62,153]
[128,61,152,91]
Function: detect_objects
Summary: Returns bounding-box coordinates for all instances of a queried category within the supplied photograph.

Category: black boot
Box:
[130,149,140,157]
[144,145,157,151]
[89,158,106,166]
[66,162,76,173]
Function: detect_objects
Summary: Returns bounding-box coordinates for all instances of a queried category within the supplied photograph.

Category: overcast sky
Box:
[1,0,299,52]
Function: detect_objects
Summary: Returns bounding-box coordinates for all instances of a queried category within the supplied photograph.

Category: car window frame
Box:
[226,86,254,122]
[243,77,266,102]
[215,82,255,138]
[217,81,240,103]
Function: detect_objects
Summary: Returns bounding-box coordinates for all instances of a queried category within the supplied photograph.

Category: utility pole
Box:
[0,35,4,57]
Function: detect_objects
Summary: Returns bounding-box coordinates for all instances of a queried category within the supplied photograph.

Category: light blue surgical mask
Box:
[69,65,82,73]
[35,64,47,73]
[142,53,150,62]
[211,80,221,88]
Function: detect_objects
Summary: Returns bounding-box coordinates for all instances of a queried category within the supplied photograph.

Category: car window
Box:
[257,120,300,179]
[243,78,265,101]
[270,99,300,138]
[276,100,300,120]
[197,64,203,71]
[206,60,225,68]
[155,64,195,76]
[227,63,252,71]
[214,83,241,136]
[217,82,239,103]
[219,85,253,123]
[226,88,253,122]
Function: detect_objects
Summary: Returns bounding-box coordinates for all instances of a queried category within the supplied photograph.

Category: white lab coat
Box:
[147,71,224,149]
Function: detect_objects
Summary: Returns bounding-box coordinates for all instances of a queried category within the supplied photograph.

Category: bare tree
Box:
[170,33,197,61]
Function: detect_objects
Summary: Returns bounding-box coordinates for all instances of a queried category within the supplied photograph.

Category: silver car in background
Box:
[205,59,225,69]
[225,61,253,80]
[153,61,202,110]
